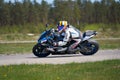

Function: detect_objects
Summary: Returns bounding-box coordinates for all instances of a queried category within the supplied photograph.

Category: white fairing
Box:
[82,35,95,41]
[82,30,97,41]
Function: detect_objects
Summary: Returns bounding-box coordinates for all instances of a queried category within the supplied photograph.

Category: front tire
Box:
[80,41,99,55]
[32,44,50,57]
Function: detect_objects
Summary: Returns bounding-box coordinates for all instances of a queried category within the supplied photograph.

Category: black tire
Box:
[80,41,99,55]
[32,44,50,57]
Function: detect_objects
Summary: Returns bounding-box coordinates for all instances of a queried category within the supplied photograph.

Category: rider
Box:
[54,21,82,52]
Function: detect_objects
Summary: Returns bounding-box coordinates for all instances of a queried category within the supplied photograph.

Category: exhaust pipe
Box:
[69,47,80,53]
[46,48,55,52]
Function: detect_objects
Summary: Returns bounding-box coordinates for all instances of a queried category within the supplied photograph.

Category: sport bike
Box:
[32,26,99,57]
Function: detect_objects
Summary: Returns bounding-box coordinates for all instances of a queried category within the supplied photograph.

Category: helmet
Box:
[57,21,68,31]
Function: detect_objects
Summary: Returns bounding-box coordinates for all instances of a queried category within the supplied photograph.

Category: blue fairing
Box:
[38,29,54,43]
[37,29,64,44]
[38,37,46,43]
[38,31,47,43]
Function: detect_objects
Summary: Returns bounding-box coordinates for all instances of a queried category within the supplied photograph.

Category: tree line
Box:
[0,0,120,26]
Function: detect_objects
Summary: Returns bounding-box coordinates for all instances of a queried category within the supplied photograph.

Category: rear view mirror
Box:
[46,24,49,27]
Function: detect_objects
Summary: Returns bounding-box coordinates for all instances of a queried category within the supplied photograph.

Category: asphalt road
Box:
[0,49,120,66]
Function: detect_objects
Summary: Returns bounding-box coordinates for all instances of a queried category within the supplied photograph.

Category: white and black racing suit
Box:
[58,25,82,50]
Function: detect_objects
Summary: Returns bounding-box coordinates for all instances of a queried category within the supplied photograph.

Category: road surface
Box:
[0,49,120,66]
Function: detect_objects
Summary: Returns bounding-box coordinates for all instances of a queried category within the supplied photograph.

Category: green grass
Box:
[0,23,54,34]
[98,39,120,49]
[0,43,35,54]
[0,34,37,41]
[0,59,120,80]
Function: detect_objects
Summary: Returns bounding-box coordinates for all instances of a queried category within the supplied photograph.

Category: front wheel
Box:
[32,43,50,57]
[80,41,99,55]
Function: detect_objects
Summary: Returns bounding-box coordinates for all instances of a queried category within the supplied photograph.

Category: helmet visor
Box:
[57,25,64,31]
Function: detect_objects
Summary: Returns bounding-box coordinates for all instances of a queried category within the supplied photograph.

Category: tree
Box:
[93,1,101,23]
[73,1,81,25]
[0,0,10,26]
[81,0,94,23]
[10,1,25,25]
[40,0,49,24]
[0,0,119,26]
[108,0,120,23]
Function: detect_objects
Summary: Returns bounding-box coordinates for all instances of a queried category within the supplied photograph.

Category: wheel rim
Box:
[87,43,96,52]
[80,41,99,55]
[33,45,43,55]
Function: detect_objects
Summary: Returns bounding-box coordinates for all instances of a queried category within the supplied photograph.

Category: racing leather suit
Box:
[58,25,81,49]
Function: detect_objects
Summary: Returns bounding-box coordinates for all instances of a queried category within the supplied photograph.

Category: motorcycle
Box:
[32,25,99,57]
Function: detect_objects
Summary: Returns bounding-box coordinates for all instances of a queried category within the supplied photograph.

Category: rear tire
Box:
[32,44,50,57]
[80,41,99,55]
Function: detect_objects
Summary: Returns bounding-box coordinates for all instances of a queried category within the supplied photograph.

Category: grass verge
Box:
[0,59,120,80]
[98,39,120,49]
[0,43,35,54]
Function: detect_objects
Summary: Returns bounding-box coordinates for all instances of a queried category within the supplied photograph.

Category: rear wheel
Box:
[80,41,99,55]
[32,44,50,57]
